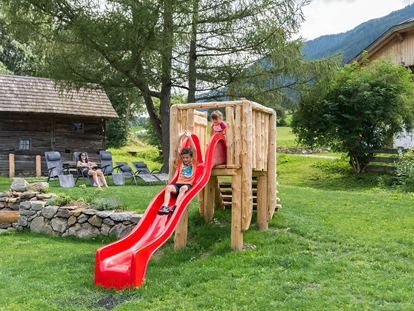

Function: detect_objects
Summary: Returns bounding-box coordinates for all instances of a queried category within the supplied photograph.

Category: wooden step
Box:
[218,180,280,211]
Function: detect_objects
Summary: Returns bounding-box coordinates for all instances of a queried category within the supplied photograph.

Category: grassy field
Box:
[2,127,413,310]
[277,126,298,147]
[2,145,414,310]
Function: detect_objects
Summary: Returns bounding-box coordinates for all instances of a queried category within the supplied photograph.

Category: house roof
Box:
[348,18,414,64]
[0,74,119,119]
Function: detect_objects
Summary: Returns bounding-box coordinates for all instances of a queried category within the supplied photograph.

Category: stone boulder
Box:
[10,178,29,192]
[26,182,49,192]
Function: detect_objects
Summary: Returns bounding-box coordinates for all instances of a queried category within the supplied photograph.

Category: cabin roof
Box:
[0,74,118,119]
[348,18,414,64]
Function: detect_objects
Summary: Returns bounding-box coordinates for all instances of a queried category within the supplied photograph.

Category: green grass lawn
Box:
[2,152,414,310]
[277,126,298,147]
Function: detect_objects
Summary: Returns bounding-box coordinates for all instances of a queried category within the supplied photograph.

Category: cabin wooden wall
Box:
[369,29,414,67]
[0,113,106,176]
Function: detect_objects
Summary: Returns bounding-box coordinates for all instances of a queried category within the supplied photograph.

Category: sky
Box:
[299,0,414,41]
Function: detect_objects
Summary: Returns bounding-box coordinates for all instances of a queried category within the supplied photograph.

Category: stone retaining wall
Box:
[18,201,141,239]
[277,147,331,154]
[0,178,142,239]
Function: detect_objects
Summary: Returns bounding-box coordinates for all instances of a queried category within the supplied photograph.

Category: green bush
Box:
[47,193,72,206]
[92,197,122,211]
[393,148,414,191]
[138,148,162,162]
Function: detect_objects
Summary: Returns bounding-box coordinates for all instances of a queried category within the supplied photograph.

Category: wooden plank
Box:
[36,155,41,177]
[234,105,242,166]
[9,154,14,178]
[174,207,188,250]
[181,109,188,132]
[214,176,225,209]
[371,148,399,154]
[194,111,207,155]
[204,177,216,222]
[256,175,268,229]
[211,168,240,176]
[253,111,258,169]
[241,100,253,231]
[175,101,242,110]
[231,173,243,250]
[213,164,241,169]
[267,111,277,221]
[365,165,396,173]
[262,114,268,170]
[225,106,235,165]
[250,101,275,114]
[367,156,398,163]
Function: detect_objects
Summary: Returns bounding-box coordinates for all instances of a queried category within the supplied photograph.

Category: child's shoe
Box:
[158,205,170,215]
[169,205,177,214]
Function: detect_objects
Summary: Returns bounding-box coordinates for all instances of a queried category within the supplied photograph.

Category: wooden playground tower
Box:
[169,99,281,250]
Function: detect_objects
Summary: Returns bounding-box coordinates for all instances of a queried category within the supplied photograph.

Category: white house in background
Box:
[349,17,414,149]
[394,130,414,148]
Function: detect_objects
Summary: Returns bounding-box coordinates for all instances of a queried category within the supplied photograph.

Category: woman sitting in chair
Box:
[77,152,109,190]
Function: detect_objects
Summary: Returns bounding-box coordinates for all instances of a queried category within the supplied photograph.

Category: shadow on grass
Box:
[149,208,234,268]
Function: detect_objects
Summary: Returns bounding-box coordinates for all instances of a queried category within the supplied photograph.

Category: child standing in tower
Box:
[210,110,226,137]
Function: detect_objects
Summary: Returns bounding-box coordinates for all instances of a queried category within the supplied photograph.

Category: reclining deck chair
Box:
[44,151,75,187]
[115,162,159,185]
[99,151,125,185]
[132,161,169,184]
[73,152,103,187]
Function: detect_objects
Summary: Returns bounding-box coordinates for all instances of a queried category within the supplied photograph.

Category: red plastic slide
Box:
[94,133,227,289]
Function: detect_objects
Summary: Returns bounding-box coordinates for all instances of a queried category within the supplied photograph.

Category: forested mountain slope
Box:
[303,3,414,64]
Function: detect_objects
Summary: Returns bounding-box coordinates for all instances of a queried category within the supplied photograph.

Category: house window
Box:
[19,139,31,150]
[72,123,84,132]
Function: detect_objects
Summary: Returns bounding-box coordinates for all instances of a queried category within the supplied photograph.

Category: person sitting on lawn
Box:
[158,131,198,215]
[77,152,109,190]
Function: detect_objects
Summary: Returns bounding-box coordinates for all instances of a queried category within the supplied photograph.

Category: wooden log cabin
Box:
[349,17,414,72]
[0,74,118,177]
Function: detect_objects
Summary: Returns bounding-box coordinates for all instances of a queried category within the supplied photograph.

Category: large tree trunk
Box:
[187,0,199,104]
[349,149,362,173]
[159,0,174,173]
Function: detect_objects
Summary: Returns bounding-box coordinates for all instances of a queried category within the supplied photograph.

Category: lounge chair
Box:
[115,162,159,185]
[132,161,169,184]
[99,151,125,185]
[73,152,103,187]
[44,151,75,187]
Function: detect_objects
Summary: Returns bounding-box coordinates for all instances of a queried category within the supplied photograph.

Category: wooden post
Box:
[241,100,253,231]
[9,154,15,178]
[170,105,186,248]
[256,174,268,229]
[267,111,277,221]
[174,207,188,250]
[204,177,216,222]
[252,111,257,168]
[225,106,235,165]
[234,105,242,165]
[174,108,195,249]
[36,155,41,177]
[214,176,224,209]
[263,114,269,170]
[231,172,243,250]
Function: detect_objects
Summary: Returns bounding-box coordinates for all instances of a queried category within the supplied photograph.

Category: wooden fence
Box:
[364,148,399,173]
